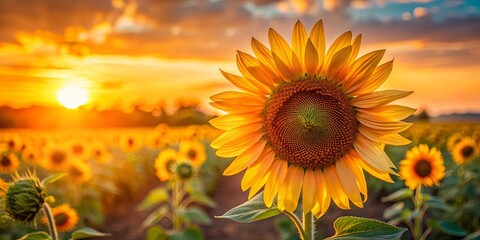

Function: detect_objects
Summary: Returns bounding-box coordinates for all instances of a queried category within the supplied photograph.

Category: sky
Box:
[0,0,479,115]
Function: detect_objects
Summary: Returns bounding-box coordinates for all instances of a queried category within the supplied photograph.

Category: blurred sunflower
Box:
[179,141,206,167]
[68,161,92,184]
[42,145,72,171]
[447,133,463,151]
[154,148,180,181]
[2,133,24,152]
[21,144,41,163]
[67,140,90,161]
[452,137,478,164]
[90,142,111,163]
[0,152,19,174]
[210,20,413,216]
[42,204,79,232]
[399,144,445,190]
[119,134,142,152]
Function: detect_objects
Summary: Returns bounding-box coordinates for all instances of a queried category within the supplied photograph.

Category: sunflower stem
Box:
[283,210,306,240]
[43,203,59,240]
[303,211,314,240]
[412,185,423,240]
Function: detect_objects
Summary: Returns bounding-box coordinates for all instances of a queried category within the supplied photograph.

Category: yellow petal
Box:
[309,20,325,68]
[353,134,392,172]
[357,116,412,134]
[241,148,274,191]
[344,50,385,95]
[220,69,261,94]
[211,122,263,149]
[324,31,352,71]
[357,59,393,95]
[209,112,261,131]
[264,159,288,207]
[302,169,316,213]
[312,170,331,218]
[236,54,271,94]
[269,28,292,68]
[327,46,352,81]
[352,90,413,108]
[343,155,368,201]
[214,130,263,158]
[358,105,416,121]
[359,126,410,146]
[237,51,276,88]
[222,140,266,175]
[304,38,319,75]
[324,166,350,209]
[292,20,308,68]
[280,165,304,212]
[210,91,264,103]
[348,34,362,64]
[248,171,270,199]
[336,159,363,208]
[353,150,394,183]
[251,37,277,75]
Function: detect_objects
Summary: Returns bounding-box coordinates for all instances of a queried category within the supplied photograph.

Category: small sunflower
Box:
[154,148,180,182]
[67,140,89,160]
[174,160,196,181]
[119,134,142,152]
[0,152,19,174]
[42,204,79,232]
[42,145,72,171]
[68,161,92,184]
[2,133,24,152]
[21,144,41,163]
[210,20,413,216]
[452,137,478,164]
[179,141,206,167]
[447,134,463,151]
[399,144,445,190]
[90,141,111,163]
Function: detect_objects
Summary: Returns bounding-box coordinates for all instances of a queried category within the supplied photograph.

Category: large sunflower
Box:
[399,144,445,190]
[452,137,478,164]
[210,20,413,217]
[42,204,79,232]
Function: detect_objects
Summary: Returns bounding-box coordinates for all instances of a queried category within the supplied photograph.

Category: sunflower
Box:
[68,161,92,184]
[179,141,206,167]
[42,204,79,232]
[2,133,24,152]
[210,20,413,216]
[90,142,111,163]
[154,148,180,181]
[42,145,72,171]
[67,140,89,161]
[0,152,19,174]
[399,144,445,190]
[452,137,478,164]
[447,133,463,151]
[119,134,142,152]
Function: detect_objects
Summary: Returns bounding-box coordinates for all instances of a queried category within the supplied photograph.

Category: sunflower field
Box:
[0,16,480,240]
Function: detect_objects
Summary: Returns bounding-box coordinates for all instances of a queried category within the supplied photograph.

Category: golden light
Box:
[56,85,89,109]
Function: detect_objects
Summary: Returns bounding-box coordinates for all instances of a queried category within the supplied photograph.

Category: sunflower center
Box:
[263,78,357,169]
[188,150,197,159]
[1,156,11,166]
[54,213,69,226]
[414,160,432,177]
[461,146,474,158]
[51,151,66,164]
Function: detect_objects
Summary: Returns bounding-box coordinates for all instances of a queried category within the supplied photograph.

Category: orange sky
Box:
[0,0,479,116]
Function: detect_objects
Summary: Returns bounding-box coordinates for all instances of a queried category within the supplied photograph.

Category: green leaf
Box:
[381,188,412,203]
[428,219,467,237]
[275,217,301,240]
[142,206,169,228]
[464,230,480,240]
[146,226,169,240]
[425,196,453,212]
[70,227,111,239]
[216,192,281,223]
[189,192,217,208]
[41,173,67,186]
[326,216,407,240]
[179,207,212,225]
[137,187,169,211]
[170,228,204,240]
[18,232,52,240]
[383,202,405,220]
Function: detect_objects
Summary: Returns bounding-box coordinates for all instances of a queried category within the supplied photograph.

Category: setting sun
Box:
[56,85,89,109]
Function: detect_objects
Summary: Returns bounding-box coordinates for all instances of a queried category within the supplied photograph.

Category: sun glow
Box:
[56,85,89,109]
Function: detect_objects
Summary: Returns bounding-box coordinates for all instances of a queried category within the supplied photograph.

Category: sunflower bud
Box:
[4,177,47,223]
[175,161,195,180]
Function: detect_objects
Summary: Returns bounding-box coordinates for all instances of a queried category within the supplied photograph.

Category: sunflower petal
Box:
[324,31,352,71]
[312,170,331,218]
[251,37,277,75]
[264,159,288,207]
[304,38,319,75]
[220,69,260,94]
[302,169,316,213]
[222,140,267,175]
[348,34,362,64]
[324,166,350,209]
[280,165,304,212]
[358,105,416,121]
[292,20,308,68]
[248,171,270,199]
[209,112,261,131]
[344,155,368,201]
[353,134,392,172]
[237,51,276,88]
[327,46,352,81]
[241,148,274,191]
[352,150,394,183]
[353,90,413,108]
[336,159,363,208]
[269,28,292,67]
[357,59,393,94]
[345,50,385,95]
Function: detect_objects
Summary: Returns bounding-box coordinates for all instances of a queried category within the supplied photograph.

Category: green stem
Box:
[413,185,423,240]
[43,203,59,240]
[172,181,181,231]
[284,210,306,240]
[303,211,314,240]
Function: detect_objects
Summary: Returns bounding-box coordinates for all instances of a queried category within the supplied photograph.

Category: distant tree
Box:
[417,109,430,122]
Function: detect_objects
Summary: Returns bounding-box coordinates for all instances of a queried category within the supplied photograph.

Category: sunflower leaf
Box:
[41,173,67,186]
[216,192,281,223]
[70,227,111,239]
[137,187,169,211]
[380,188,412,203]
[428,219,468,237]
[326,216,407,240]
[18,231,52,240]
